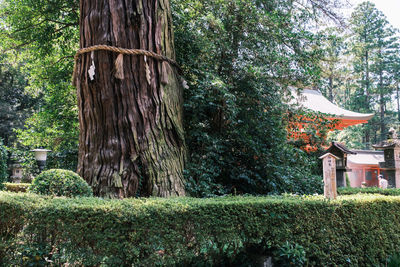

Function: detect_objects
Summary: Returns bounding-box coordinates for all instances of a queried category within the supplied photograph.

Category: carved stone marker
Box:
[319,153,339,199]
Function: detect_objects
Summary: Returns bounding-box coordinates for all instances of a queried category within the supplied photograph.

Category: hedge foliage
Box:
[29,169,92,197]
[2,193,400,266]
[338,187,400,196]
[4,183,30,193]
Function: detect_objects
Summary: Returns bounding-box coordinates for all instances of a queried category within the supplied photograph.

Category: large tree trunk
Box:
[76,0,186,198]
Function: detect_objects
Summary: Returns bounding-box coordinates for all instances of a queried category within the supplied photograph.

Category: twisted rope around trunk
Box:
[72,45,182,85]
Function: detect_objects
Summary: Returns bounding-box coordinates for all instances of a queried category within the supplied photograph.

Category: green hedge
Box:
[338,187,400,196]
[1,193,400,266]
[29,169,92,197]
[4,183,30,193]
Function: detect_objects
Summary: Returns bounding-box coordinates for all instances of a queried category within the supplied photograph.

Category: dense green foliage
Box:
[388,253,400,267]
[29,169,92,197]
[0,0,340,196]
[325,2,400,149]
[0,0,79,171]
[348,2,398,145]
[0,140,7,190]
[4,183,30,193]
[2,0,386,196]
[0,61,38,146]
[338,186,400,196]
[1,192,400,266]
[172,0,337,196]
[277,241,306,266]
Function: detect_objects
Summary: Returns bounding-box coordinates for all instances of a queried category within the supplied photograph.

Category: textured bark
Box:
[328,74,333,102]
[379,68,385,142]
[397,83,400,122]
[364,50,370,149]
[76,0,186,197]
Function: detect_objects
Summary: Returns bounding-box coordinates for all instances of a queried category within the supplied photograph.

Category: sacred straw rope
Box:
[72,44,182,85]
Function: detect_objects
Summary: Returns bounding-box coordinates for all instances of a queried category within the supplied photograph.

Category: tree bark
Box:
[76,0,186,198]
[364,50,370,149]
[379,66,385,142]
[397,83,400,122]
[365,50,369,109]
[328,74,333,102]
[328,63,334,102]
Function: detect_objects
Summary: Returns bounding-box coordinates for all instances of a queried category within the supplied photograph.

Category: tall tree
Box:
[0,0,346,197]
[392,45,400,122]
[0,61,38,146]
[370,17,397,141]
[349,2,375,147]
[349,1,397,147]
[0,0,80,170]
[319,27,347,102]
[75,0,186,197]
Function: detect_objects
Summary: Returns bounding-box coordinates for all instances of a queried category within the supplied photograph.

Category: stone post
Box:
[319,153,340,199]
[394,148,400,188]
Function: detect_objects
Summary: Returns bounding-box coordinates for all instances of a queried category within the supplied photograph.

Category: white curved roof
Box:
[348,151,383,165]
[292,88,374,121]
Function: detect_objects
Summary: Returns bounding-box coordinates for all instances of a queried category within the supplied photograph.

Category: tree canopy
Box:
[325,1,400,149]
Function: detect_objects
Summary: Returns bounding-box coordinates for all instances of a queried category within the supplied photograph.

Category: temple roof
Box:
[321,142,356,159]
[329,142,356,155]
[347,150,383,166]
[292,88,374,121]
[373,140,400,149]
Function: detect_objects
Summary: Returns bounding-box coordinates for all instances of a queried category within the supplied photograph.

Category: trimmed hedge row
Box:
[1,192,400,266]
[4,183,30,193]
[338,186,400,196]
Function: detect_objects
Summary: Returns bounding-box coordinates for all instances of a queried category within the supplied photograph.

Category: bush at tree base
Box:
[29,169,92,197]
[1,193,400,266]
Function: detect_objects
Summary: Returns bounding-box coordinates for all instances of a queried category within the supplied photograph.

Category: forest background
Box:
[0,0,399,197]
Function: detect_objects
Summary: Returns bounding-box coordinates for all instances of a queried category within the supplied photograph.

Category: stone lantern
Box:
[31,149,51,173]
[373,128,400,188]
[10,161,24,183]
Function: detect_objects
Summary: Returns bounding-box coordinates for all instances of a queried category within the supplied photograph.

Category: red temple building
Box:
[291,88,399,188]
[347,150,384,187]
[291,88,374,130]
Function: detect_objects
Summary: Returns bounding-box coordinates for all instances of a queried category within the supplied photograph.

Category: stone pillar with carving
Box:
[319,153,339,199]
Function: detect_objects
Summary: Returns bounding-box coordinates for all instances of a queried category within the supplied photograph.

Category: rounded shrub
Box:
[29,169,93,197]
